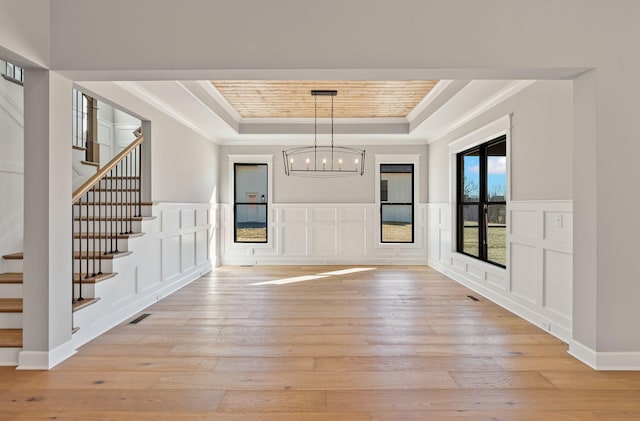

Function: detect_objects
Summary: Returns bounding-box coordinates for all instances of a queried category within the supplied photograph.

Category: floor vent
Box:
[466,295,480,302]
[128,313,151,324]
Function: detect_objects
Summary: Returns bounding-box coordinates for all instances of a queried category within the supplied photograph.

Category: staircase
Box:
[0,135,149,364]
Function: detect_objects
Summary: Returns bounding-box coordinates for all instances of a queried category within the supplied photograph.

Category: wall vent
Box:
[128,313,151,324]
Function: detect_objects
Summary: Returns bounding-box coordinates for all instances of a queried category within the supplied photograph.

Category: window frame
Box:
[228,155,273,248]
[448,114,511,270]
[374,154,420,247]
[456,136,507,267]
[380,163,415,244]
[233,163,269,244]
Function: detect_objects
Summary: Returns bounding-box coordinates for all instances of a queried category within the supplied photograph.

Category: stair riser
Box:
[74,260,114,274]
[74,220,143,233]
[0,261,23,273]
[74,283,96,300]
[0,313,22,329]
[0,284,23,299]
[74,238,130,253]
[73,205,152,218]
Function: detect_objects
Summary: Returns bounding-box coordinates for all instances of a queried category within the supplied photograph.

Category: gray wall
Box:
[219,144,427,204]
[79,82,219,204]
[428,80,573,203]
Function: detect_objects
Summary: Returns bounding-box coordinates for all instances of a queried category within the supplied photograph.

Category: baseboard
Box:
[17,340,77,370]
[569,340,640,370]
[427,257,572,344]
[220,257,428,266]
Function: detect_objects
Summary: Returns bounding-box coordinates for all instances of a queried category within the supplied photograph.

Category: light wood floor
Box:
[2,265,640,420]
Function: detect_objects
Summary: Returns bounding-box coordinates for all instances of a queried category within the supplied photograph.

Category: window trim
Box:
[228,155,273,247]
[448,114,511,269]
[375,154,420,246]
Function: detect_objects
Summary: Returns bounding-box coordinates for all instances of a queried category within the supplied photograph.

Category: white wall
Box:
[0,60,23,272]
[427,81,574,342]
[0,1,50,68]
[220,145,427,265]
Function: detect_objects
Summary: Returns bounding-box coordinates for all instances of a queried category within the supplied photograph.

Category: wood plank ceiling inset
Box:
[210,80,439,118]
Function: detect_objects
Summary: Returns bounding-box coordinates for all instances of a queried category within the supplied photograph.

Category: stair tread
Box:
[0,298,22,312]
[0,273,22,283]
[81,160,99,167]
[72,297,100,312]
[0,328,22,348]
[74,272,117,283]
[2,252,23,260]
[74,215,155,221]
[72,145,87,152]
[74,251,132,260]
[74,232,145,239]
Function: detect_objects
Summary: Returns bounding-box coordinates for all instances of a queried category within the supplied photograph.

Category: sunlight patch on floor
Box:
[317,268,376,276]
[251,275,328,286]
[251,267,377,286]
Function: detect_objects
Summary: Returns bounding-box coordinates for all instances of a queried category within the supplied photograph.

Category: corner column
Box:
[19,69,74,369]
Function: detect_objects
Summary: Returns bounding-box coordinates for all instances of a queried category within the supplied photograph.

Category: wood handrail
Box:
[72,135,145,203]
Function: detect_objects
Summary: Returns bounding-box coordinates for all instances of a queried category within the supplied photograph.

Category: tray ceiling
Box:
[210,80,438,119]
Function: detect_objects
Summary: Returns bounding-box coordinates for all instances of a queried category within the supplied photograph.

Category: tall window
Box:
[457,135,506,266]
[234,163,268,243]
[380,164,414,243]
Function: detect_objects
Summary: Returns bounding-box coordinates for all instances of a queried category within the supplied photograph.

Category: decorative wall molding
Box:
[66,202,213,364]
[220,203,428,265]
[428,200,573,343]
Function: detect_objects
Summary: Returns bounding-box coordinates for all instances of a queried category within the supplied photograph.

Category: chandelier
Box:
[283,90,365,177]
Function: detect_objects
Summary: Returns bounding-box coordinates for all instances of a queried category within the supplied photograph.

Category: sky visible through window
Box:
[464,155,506,199]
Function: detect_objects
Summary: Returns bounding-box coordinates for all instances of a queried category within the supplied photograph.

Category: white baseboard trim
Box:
[17,340,77,370]
[428,257,572,344]
[221,257,428,266]
[569,340,640,370]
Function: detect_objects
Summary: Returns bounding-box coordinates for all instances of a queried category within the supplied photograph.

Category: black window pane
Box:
[235,164,267,203]
[462,204,480,257]
[462,150,480,202]
[487,140,506,202]
[235,204,267,242]
[487,204,507,265]
[381,204,413,242]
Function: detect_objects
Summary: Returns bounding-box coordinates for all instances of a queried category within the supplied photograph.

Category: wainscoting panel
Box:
[220,203,428,265]
[71,202,213,357]
[427,200,573,343]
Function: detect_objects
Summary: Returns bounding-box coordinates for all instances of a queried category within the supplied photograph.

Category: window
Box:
[3,62,24,85]
[457,135,507,267]
[234,163,268,243]
[380,164,414,243]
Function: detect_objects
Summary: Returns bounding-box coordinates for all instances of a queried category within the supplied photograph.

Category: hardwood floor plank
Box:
[2,265,639,419]
[218,390,326,412]
[153,370,458,390]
